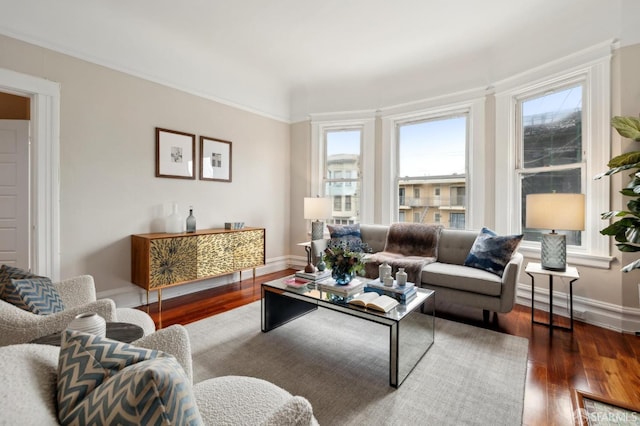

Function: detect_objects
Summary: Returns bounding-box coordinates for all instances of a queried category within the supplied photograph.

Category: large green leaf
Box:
[615,242,640,252]
[612,116,640,141]
[608,151,640,168]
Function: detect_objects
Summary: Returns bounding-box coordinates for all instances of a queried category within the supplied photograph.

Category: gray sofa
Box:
[313,224,523,321]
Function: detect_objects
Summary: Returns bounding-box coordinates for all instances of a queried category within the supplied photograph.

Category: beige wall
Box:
[0,34,291,305]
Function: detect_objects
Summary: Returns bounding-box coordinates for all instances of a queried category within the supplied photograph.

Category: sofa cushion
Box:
[57,330,202,425]
[464,228,523,277]
[3,277,65,315]
[436,229,479,265]
[422,262,503,296]
[328,223,365,252]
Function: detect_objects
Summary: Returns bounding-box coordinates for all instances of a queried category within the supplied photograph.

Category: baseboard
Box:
[516,282,640,334]
[98,256,293,309]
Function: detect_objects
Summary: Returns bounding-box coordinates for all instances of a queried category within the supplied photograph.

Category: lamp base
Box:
[541,232,566,271]
[311,220,324,241]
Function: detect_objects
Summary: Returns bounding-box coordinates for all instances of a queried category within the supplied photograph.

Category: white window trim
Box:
[310,111,375,224]
[494,42,613,269]
[380,93,486,229]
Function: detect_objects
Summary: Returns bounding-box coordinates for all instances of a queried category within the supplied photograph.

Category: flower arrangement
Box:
[323,239,370,284]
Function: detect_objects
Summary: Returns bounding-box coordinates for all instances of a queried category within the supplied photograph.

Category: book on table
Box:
[318,278,365,296]
[284,276,311,289]
[365,285,417,303]
[295,269,331,281]
[348,293,399,313]
[366,278,415,294]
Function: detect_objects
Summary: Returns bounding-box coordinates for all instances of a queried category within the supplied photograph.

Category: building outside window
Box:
[450,212,465,229]
[397,115,467,225]
[517,84,583,247]
[325,129,361,224]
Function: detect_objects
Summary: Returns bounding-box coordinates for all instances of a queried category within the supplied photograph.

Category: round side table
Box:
[30,322,144,346]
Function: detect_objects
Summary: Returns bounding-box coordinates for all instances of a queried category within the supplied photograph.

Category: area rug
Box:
[185,301,528,425]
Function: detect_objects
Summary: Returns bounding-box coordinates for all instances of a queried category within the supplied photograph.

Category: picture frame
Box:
[572,389,639,425]
[155,128,196,179]
[200,135,232,182]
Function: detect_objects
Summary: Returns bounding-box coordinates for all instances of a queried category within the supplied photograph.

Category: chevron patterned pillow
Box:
[57,330,203,426]
[4,277,65,315]
[0,264,44,299]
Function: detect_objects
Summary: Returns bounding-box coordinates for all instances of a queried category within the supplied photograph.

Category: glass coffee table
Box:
[261,276,435,388]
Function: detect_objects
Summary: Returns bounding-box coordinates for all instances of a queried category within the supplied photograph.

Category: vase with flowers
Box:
[323,240,368,285]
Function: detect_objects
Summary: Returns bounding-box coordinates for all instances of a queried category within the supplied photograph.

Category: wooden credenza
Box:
[131,227,265,318]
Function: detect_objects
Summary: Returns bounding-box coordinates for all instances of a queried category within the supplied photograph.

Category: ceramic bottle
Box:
[186,206,196,233]
[396,268,408,286]
[379,262,392,282]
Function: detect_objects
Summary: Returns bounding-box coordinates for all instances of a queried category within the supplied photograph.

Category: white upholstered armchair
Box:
[0,275,155,346]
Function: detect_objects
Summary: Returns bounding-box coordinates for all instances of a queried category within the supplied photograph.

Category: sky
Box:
[325,84,582,178]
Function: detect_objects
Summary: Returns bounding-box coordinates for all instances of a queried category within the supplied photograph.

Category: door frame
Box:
[0,67,60,280]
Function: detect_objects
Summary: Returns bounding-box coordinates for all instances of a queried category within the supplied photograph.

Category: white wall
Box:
[0,34,291,306]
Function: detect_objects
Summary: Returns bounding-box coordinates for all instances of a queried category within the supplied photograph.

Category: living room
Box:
[0,1,639,424]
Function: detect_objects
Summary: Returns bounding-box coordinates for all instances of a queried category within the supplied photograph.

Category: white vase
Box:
[165,203,183,233]
[396,267,408,286]
[67,312,106,337]
[379,262,392,281]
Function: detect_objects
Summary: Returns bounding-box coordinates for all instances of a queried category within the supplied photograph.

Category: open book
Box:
[348,293,399,313]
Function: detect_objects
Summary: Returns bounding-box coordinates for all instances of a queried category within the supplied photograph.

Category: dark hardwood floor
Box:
[137,269,640,426]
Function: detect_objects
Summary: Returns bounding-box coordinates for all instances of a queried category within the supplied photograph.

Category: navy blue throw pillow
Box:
[464,228,523,277]
[327,223,365,252]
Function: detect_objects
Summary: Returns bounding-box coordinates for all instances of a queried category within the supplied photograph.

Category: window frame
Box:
[380,95,486,228]
[494,47,612,268]
[310,113,375,224]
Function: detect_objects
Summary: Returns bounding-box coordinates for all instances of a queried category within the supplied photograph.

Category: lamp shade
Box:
[304,197,332,220]
[526,193,585,231]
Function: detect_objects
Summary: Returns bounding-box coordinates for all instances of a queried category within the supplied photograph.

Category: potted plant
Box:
[595,116,640,272]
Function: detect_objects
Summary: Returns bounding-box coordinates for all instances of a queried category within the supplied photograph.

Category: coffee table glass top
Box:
[262,275,433,321]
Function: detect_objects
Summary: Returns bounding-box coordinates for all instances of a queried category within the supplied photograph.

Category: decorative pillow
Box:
[57,330,203,426]
[3,277,65,315]
[0,264,44,299]
[328,223,365,252]
[464,228,523,277]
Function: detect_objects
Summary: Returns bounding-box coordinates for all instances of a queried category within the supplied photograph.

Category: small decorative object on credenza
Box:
[165,202,183,233]
[67,312,106,338]
[224,222,245,230]
[526,193,585,271]
[186,206,196,233]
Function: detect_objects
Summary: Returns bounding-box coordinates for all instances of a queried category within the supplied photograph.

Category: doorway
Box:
[0,67,60,280]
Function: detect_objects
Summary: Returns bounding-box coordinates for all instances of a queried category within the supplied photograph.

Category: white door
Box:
[0,120,29,269]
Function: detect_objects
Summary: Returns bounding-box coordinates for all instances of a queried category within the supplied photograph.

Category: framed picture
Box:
[155,128,196,179]
[200,136,232,182]
[572,389,639,425]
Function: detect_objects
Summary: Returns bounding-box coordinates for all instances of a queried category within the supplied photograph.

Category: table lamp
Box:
[304,197,333,241]
[526,193,585,271]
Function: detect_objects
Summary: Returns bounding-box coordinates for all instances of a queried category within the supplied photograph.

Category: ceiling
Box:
[0,0,636,121]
